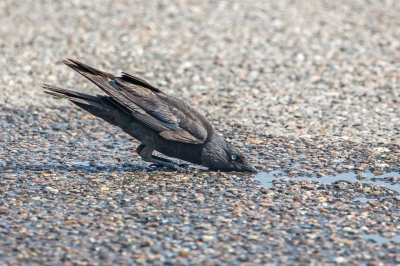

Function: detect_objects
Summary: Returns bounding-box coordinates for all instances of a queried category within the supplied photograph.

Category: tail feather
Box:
[43,84,123,126]
[44,59,160,125]
[43,85,105,109]
[63,60,122,97]
[65,59,115,80]
[121,72,161,92]
[43,84,99,102]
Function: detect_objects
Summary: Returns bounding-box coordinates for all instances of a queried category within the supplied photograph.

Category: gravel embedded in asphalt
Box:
[2,0,400,265]
[2,107,400,265]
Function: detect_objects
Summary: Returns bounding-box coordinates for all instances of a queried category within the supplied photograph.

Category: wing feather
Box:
[63,59,211,144]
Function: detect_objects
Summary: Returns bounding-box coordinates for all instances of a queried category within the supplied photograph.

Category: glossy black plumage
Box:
[43,59,257,173]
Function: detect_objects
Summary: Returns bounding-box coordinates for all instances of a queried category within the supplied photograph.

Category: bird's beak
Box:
[243,165,258,173]
[237,160,258,173]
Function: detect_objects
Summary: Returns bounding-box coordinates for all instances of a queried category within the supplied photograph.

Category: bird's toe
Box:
[148,163,167,171]
[176,168,191,174]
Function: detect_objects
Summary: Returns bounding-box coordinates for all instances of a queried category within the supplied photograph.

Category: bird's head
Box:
[201,133,257,173]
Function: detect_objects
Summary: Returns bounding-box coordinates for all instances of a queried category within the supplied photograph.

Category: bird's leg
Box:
[136,143,146,156]
[137,144,185,172]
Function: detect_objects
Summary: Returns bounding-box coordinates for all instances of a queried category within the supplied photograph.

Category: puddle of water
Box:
[353,196,370,203]
[254,172,275,188]
[70,160,91,167]
[362,233,400,245]
[255,170,400,194]
[69,158,126,167]
[254,170,400,245]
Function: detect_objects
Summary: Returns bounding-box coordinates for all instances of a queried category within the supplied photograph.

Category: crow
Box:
[43,59,257,173]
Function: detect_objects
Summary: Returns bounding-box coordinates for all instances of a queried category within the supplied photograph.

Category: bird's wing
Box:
[63,59,211,144]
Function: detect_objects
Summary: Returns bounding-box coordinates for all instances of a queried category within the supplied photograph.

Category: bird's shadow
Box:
[0,163,203,176]
[0,164,150,174]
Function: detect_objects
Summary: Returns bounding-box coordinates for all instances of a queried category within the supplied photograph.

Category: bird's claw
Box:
[176,166,190,173]
[145,156,191,173]
[148,163,190,173]
[168,164,190,173]
[148,163,164,170]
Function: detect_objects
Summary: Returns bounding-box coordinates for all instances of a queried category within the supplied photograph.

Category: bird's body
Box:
[43,59,256,173]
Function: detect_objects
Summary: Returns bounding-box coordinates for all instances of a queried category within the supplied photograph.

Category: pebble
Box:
[335,257,348,264]
[201,235,214,242]
[45,186,59,194]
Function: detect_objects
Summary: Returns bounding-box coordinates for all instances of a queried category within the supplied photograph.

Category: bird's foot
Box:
[149,163,189,173]
[148,163,178,172]
[145,156,190,173]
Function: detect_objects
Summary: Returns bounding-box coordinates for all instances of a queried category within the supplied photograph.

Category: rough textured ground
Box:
[2,0,400,265]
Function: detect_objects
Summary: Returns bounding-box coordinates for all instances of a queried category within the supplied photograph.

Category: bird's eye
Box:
[231,155,237,160]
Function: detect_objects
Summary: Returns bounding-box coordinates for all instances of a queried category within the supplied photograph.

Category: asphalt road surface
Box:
[1,0,400,265]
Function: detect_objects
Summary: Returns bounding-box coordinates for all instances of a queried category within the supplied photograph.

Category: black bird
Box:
[43,59,257,173]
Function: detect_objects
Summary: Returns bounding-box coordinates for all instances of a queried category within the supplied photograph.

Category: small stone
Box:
[46,75,57,80]
[316,197,327,202]
[180,251,189,258]
[248,234,259,240]
[227,188,238,194]
[368,201,379,207]
[246,138,264,145]
[292,202,301,207]
[3,174,17,179]
[259,201,275,207]
[45,186,59,194]
[141,238,153,247]
[201,235,214,242]
[335,257,348,263]
[342,240,354,245]
[144,72,154,78]
[63,220,78,225]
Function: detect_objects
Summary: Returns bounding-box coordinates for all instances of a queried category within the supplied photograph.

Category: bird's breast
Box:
[156,142,203,165]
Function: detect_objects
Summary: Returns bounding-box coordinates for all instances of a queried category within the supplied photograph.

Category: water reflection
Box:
[255,170,400,194]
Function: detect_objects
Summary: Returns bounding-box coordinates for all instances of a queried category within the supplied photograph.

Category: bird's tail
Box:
[62,59,123,98]
[63,58,160,92]
[43,84,105,108]
[62,59,116,80]
[42,84,122,125]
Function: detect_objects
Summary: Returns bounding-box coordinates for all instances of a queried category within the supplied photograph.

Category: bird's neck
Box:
[200,131,225,168]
